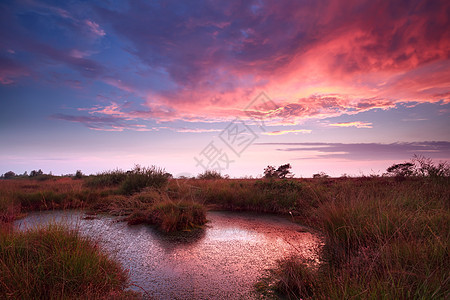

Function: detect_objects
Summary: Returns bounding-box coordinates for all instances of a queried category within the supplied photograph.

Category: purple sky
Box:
[1,0,449,177]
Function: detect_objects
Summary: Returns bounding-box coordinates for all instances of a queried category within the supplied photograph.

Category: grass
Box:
[85,165,170,195]
[120,165,171,195]
[255,177,450,299]
[1,173,448,299]
[256,256,317,299]
[0,224,137,299]
[149,200,207,232]
[167,178,322,216]
[95,189,208,232]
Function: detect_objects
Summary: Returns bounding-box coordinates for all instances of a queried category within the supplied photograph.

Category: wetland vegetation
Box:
[1,158,449,299]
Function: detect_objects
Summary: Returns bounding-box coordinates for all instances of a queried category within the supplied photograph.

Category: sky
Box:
[1,0,449,178]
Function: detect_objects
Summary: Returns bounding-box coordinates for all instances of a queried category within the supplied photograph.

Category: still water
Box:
[15,210,321,299]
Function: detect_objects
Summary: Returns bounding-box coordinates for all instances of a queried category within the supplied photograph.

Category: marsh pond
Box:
[15,210,322,299]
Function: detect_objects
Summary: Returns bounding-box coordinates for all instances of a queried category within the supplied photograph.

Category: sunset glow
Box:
[1,0,449,177]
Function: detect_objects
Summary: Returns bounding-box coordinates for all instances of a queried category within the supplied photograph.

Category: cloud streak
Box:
[50,113,152,132]
[329,121,373,128]
[262,129,312,136]
[257,141,450,161]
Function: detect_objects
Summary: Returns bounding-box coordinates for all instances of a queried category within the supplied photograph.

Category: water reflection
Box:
[151,227,206,249]
[15,210,322,299]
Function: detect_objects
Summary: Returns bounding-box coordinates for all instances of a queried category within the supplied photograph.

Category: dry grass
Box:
[1,175,448,299]
[0,224,138,299]
[255,177,450,299]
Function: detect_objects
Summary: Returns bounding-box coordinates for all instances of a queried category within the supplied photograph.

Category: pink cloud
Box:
[329,121,373,129]
[27,0,447,127]
[69,49,96,59]
[262,129,312,136]
[85,20,105,37]
[173,128,222,133]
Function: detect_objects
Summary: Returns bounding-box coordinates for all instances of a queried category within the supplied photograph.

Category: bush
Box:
[264,164,294,179]
[386,156,449,178]
[313,172,330,178]
[412,155,450,178]
[120,165,170,195]
[29,169,44,177]
[85,169,127,187]
[2,171,16,179]
[74,170,83,179]
[197,170,224,180]
[386,162,415,177]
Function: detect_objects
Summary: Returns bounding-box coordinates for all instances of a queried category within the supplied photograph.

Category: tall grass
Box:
[256,256,317,299]
[256,177,450,299]
[168,178,321,214]
[0,224,136,299]
[85,169,128,188]
[93,189,207,232]
[85,165,170,195]
[1,174,448,298]
[120,165,170,195]
[149,200,207,232]
[0,177,111,218]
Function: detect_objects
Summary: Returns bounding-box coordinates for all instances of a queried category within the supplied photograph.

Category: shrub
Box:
[386,155,449,179]
[29,169,43,177]
[120,165,170,195]
[197,170,224,180]
[74,170,83,179]
[386,162,415,177]
[412,155,450,178]
[85,169,127,188]
[313,172,330,178]
[264,164,294,179]
[2,171,16,179]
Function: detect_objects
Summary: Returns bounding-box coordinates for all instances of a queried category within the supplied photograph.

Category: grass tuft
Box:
[149,200,207,232]
[0,224,136,299]
[120,165,170,195]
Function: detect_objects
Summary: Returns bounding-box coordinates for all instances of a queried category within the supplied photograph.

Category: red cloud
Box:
[7,0,445,127]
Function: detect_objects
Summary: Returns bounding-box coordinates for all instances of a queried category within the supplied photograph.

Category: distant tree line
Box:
[1,169,50,179]
[1,155,448,180]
